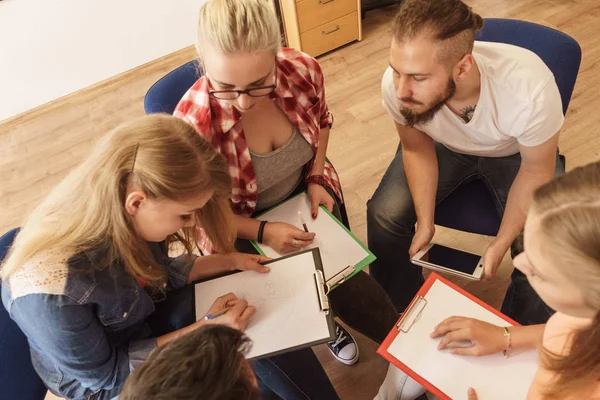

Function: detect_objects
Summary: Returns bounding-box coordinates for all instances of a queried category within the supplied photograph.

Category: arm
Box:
[186,252,270,283]
[431,316,545,356]
[482,133,559,279]
[11,295,149,395]
[396,122,439,255]
[234,214,315,255]
[309,126,330,177]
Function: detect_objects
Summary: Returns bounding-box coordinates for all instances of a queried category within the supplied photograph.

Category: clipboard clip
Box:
[396,296,428,333]
[325,265,355,293]
[314,270,330,315]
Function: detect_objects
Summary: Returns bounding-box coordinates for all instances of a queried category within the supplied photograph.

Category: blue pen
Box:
[204,307,230,321]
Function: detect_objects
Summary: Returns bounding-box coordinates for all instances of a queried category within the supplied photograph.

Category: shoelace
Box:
[332,329,347,347]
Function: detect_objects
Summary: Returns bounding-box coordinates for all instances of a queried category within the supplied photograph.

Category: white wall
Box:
[0,0,205,122]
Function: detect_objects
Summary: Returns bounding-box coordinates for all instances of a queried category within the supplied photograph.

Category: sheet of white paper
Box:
[387,280,538,400]
[194,251,332,359]
[255,193,371,280]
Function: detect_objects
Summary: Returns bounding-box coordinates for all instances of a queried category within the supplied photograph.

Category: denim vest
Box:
[1,242,196,400]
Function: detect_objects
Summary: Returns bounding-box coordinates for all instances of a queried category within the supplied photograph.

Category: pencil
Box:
[298,211,309,232]
[204,307,231,321]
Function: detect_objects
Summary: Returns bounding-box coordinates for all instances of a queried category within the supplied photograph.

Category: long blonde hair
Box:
[1,114,236,285]
[532,161,600,398]
[196,0,281,60]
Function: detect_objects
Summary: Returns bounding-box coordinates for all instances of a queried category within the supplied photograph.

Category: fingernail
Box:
[468,388,475,394]
[312,213,316,219]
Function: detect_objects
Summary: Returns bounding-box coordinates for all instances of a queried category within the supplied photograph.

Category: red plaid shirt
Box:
[174,48,342,254]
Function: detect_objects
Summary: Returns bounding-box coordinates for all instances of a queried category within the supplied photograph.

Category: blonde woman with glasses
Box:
[174,0,399,384]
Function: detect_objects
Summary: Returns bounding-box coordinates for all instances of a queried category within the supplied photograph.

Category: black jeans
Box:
[233,184,399,399]
[366,142,563,325]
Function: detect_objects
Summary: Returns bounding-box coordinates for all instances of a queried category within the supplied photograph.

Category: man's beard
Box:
[399,79,456,127]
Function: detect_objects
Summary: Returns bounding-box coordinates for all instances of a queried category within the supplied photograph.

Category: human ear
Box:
[454,54,474,81]
[125,191,147,216]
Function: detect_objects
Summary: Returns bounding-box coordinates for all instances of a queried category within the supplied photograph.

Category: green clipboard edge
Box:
[249,191,377,291]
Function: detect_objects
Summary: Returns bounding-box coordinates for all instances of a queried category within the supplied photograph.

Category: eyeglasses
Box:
[208,69,278,100]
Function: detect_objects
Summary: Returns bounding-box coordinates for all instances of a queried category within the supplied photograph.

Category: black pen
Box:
[298,211,309,232]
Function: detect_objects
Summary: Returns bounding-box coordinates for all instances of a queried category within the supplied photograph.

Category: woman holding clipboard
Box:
[1,115,338,400]
[379,162,600,399]
[174,0,399,369]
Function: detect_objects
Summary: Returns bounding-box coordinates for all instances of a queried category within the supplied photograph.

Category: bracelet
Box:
[503,326,512,359]
[257,220,268,244]
[305,174,328,188]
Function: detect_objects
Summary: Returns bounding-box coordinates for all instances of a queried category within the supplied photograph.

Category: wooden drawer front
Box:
[296,0,357,33]
[300,12,358,57]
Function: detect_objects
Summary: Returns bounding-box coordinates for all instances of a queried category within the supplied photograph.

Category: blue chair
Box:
[434,18,581,236]
[0,228,48,400]
[144,60,203,115]
[144,60,353,229]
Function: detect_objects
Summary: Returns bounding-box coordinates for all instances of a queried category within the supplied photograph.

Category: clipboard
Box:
[193,248,336,360]
[377,273,539,400]
[250,191,376,291]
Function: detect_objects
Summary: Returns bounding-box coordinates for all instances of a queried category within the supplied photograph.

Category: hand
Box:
[430,316,506,356]
[223,252,271,273]
[408,223,435,258]
[468,388,479,400]
[263,222,316,254]
[482,240,509,281]
[203,292,256,331]
[307,183,335,219]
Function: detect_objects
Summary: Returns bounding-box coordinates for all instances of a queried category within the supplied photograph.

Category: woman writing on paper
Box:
[1,115,338,400]
[174,0,399,367]
[432,161,600,399]
[378,161,600,399]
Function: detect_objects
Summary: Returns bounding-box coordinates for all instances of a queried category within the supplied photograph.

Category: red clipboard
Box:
[377,272,522,400]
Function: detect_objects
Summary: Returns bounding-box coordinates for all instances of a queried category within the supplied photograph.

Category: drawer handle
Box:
[322,25,340,35]
[318,0,335,4]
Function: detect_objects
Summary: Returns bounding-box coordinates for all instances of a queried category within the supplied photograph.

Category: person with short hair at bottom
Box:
[120,325,259,400]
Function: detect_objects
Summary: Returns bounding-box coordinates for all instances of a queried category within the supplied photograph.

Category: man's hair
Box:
[392,0,484,67]
[120,325,258,400]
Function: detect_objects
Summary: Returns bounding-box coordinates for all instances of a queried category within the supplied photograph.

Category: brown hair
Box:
[120,325,258,400]
[532,161,600,398]
[2,114,236,286]
[392,0,484,67]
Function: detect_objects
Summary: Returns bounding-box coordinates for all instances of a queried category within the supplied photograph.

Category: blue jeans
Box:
[147,286,339,400]
[367,142,563,325]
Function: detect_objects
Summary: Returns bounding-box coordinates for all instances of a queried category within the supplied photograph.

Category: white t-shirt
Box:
[382,41,564,157]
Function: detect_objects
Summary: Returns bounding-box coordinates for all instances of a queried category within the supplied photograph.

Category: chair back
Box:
[144,60,203,115]
[0,228,48,400]
[477,18,581,115]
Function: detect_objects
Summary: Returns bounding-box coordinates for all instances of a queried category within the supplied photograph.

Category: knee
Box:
[367,187,415,234]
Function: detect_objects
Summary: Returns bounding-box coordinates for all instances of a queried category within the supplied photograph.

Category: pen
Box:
[298,211,309,233]
[204,307,230,320]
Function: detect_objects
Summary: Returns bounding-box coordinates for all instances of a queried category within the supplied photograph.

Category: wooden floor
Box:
[1,1,598,399]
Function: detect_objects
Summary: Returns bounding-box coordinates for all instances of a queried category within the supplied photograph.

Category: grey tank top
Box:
[250,128,314,212]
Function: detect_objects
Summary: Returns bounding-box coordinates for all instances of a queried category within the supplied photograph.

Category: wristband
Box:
[503,326,512,359]
[257,221,268,244]
[305,174,328,188]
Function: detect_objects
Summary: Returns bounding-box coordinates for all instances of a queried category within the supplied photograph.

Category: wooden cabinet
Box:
[278,0,362,57]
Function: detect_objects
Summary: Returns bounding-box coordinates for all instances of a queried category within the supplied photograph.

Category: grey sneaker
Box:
[327,323,359,365]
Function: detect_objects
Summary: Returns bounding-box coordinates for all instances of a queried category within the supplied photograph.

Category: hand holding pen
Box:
[203,293,256,331]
